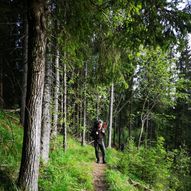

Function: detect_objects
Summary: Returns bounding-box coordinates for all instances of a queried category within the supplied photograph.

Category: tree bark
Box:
[20,7,28,126]
[145,118,149,147]
[138,118,145,148]
[113,116,116,146]
[128,101,132,139]
[18,0,47,190]
[96,94,100,119]
[108,82,114,148]
[118,112,122,149]
[52,49,60,137]
[60,82,63,131]
[63,58,67,151]
[81,62,87,146]
[0,59,3,107]
[41,43,52,163]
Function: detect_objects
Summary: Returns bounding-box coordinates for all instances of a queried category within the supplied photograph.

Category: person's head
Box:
[97,119,103,129]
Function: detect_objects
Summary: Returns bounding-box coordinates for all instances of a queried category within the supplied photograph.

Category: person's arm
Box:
[101,127,106,135]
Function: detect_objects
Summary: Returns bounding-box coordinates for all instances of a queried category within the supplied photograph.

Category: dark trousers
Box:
[94,141,106,162]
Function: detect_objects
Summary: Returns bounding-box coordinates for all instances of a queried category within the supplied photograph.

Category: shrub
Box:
[169,146,191,191]
[118,137,173,190]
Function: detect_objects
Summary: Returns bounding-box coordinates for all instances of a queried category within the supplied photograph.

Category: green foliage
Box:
[175,77,191,102]
[169,146,191,191]
[106,169,138,191]
[39,137,95,191]
[135,46,173,106]
[114,137,191,191]
[102,138,191,191]
[106,148,138,191]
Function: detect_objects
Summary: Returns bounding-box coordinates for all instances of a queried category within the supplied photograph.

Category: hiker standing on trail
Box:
[91,119,106,164]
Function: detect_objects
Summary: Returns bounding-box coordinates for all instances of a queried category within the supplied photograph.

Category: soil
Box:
[93,162,107,191]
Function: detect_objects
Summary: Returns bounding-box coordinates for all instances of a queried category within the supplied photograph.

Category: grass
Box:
[39,137,95,191]
[0,110,95,191]
[0,111,23,191]
[105,148,140,191]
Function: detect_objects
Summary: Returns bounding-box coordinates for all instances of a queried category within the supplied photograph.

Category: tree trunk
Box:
[118,112,122,149]
[81,62,87,146]
[18,0,47,190]
[108,82,114,148]
[127,77,133,140]
[0,60,3,107]
[128,97,132,139]
[63,58,67,151]
[60,83,63,132]
[96,94,99,119]
[76,102,79,136]
[79,98,83,140]
[113,116,116,146]
[41,43,52,163]
[138,119,145,148]
[52,49,60,137]
[20,8,28,126]
[145,118,149,147]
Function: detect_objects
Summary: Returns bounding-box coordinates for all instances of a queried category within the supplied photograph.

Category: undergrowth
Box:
[0,111,23,191]
[0,111,95,191]
[39,137,95,191]
[1,111,191,191]
[105,148,139,191]
[105,138,191,191]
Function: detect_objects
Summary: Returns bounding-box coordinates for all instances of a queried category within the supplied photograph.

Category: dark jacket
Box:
[90,126,105,143]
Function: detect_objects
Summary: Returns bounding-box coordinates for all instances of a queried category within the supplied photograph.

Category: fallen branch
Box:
[3,108,20,112]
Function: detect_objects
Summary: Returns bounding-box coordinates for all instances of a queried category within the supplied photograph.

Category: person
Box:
[90,119,106,164]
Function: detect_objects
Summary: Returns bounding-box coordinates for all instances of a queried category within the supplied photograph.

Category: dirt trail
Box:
[93,162,107,191]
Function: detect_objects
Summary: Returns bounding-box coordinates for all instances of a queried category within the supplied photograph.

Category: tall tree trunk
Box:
[79,98,83,139]
[108,82,114,148]
[113,116,116,146]
[76,103,79,136]
[52,49,60,137]
[41,43,52,163]
[96,94,99,119]
[127,77,133,140]
[63,59,67,151]
[145,118,149,147]
[118,112,122,149]
[18,0,47,190]
[81,62,87,146]
[128,97,132,140]
[60,83,63,131]
[0,60,3,107]
[20,9,28,126]
[138,118,145,148]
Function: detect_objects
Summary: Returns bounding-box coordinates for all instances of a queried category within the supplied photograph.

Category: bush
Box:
[114,137,191,191]
[106,169,137,191]
[169,146,191,191]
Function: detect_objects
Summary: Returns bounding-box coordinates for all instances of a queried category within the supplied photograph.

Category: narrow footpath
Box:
[93,162,107,191]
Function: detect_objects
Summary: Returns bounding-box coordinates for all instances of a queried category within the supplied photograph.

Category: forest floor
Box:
[93,159,107,191]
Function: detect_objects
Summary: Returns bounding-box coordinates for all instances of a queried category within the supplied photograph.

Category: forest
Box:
[0,0,191,191]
